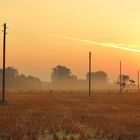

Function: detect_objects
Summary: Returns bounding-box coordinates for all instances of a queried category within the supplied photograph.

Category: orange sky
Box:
[0,0,140,81]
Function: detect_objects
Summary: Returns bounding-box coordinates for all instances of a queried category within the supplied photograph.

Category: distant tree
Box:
[51,65,71,81]
[117,75,135,92]
[85,71,110,89]
[0,67,18,79]
[16,74,27,89]
[27,75,42,89]
[51,65,73,81]
[0,67,42,90]
[5,67,18,88]
[86,71,108,82]
[51,65,77,88]
[6,67,18,78]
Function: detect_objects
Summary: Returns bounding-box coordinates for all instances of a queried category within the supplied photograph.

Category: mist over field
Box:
[0,65,119,91]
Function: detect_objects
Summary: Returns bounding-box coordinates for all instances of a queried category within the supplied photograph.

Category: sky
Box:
[0,0,140,81]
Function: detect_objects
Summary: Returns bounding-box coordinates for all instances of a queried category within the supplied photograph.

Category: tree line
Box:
[0,67,41,90]
[0,65,134,90]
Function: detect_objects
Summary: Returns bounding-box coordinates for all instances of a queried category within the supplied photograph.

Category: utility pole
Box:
[138,71,139,93]
[2,23,7,102]
[89,51,91,97]
[120,60,122,93]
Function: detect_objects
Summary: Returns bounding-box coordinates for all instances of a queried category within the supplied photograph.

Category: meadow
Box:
[0,91,140,140]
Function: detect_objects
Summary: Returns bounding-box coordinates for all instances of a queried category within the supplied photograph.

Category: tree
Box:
[0,67,42,90]
[117,75,135,92]
[27,75,42,89]
[51,65,77,88]
[5,67,18,88]
[51,65,72,81]
[86,71,108,82]
[85,71,109,89]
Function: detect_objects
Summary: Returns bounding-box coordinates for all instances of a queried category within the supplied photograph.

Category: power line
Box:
[8,28,49,47]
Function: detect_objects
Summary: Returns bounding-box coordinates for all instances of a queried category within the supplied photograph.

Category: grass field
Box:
[0,92,140,140]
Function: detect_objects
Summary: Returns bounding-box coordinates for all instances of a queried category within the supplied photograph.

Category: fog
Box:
[0,66,120,91]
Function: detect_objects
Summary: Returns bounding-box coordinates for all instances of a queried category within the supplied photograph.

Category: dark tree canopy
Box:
[51,65,76,81]
[117,75,135,91]
[117,75,129,85]
[0,66,116,90]
[51,66,110,89]
[51,65,78,88]
[0,67,42,90]
[86,71,108,82]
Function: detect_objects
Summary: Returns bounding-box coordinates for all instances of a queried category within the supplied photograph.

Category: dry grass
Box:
[0,92,140,140]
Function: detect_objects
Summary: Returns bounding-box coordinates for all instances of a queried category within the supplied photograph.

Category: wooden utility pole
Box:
[138,71,139,93]
[2,23,7,102]
[120,60,122,93]
[89,51,91,97]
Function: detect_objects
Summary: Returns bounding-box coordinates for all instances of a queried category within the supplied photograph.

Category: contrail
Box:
[47,33,140,53]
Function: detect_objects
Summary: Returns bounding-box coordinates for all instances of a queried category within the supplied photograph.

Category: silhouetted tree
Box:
[85,71,109,89]
[117,75,135,92]
[51,65,72,81]
[27,75,41,89]
[0,67,18,88]
[0,67,42,90]
[51,65,77,88]
[86,71,108,82]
